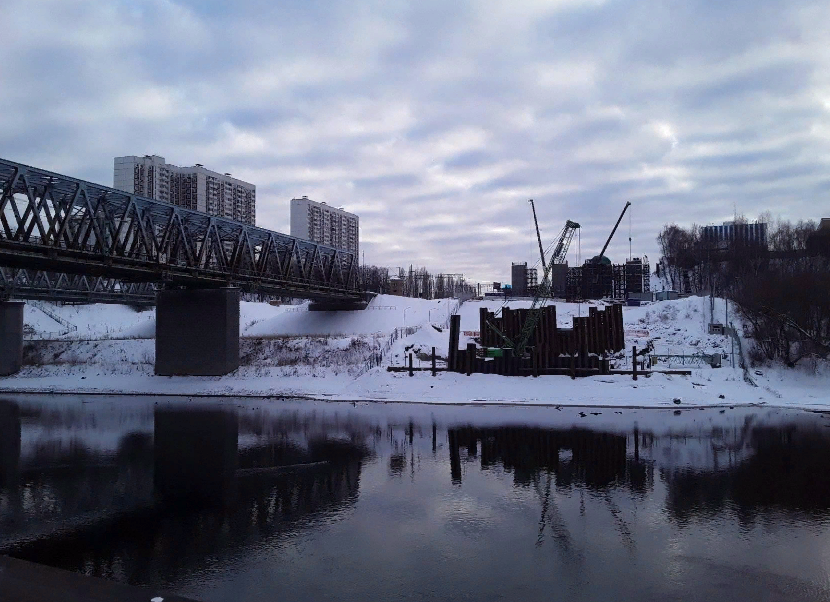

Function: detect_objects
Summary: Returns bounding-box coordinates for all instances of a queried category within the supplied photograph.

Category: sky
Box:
[2,0,829,283]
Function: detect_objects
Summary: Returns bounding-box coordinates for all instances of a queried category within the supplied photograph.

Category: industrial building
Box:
[550,264,568,297]
[701,221,768,249]
[807,218,830,256]
[505,257,648,301]
[565,257,650,301]
[114,155,256,225]
[388,279,405,296]
[290,196,359,255]
[510,262,538,297]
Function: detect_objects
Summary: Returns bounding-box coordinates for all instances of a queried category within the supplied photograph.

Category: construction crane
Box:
[589,201,631,264]
[488,208,580,357]
[529,199,547,266]
[550,220,581,265]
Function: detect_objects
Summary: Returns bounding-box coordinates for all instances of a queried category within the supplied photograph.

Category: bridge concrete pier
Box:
[0,301,24,376]
[155,288,240,376]
[154,408,238,508]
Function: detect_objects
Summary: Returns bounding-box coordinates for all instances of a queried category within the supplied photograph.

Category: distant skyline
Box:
[2,0,829,282]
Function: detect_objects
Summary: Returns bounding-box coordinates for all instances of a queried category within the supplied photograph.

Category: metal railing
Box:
[650,353,722,368]
[727,323,757,386]
[442,299,462,328]
[354,325,422,378]
[1,267,156,305]
[28,300,77,334]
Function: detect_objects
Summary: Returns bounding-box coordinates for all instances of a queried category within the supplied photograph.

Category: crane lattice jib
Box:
[552,220,580,264]
[501,219,580,357]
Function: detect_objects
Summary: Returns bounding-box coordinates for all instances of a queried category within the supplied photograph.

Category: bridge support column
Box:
[0,302,24,376]
[154,408,238,507]
[155,288,240,376]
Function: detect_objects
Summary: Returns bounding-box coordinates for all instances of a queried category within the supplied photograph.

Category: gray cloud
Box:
[2,0,829,282]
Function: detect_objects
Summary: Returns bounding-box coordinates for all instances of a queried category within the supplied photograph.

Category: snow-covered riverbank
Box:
[3,294,828,409]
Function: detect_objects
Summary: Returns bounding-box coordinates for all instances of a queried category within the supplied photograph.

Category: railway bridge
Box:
[0,157,367,376]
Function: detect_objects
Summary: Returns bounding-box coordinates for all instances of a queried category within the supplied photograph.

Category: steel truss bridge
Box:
[1,267,156,305]
[0,158,360,302]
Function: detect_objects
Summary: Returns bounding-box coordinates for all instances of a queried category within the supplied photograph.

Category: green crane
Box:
[488,201,580,357]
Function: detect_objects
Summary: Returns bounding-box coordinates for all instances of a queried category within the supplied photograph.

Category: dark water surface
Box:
[1,396,830,601]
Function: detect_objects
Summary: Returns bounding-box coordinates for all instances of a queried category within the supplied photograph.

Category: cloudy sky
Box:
[3,0,829,282]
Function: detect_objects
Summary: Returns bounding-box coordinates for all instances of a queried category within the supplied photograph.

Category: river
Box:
[1,395,829,601]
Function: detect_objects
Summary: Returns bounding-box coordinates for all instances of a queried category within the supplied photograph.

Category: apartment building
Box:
[113,155,256,225]
[290,196,359,255]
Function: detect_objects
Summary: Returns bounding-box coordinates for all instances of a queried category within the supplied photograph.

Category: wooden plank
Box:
[480,307,489,347]
[512,308,520,342]
[448,314,461,371]
[585,316,591,356]
[588,306,597,354]
[598,308,608,354]
[616,303,625,351]
[608,304,618,351]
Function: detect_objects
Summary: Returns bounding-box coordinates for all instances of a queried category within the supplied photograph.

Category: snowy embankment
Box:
[3,295,828,409]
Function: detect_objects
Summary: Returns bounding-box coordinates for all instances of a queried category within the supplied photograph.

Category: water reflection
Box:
[1,403,366,589]
[447,426,652,493]
[665,424,830,523]
[0,398,829,601]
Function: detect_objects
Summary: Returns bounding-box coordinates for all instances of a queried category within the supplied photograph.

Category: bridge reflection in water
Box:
[0,404,364,588]
[2,400,830,601]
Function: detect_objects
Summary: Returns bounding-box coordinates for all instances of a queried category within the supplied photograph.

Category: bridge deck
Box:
[0,158,359,300]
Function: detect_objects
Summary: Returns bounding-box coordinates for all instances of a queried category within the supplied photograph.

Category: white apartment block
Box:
[290,196,359,256]
[113,155,256,225]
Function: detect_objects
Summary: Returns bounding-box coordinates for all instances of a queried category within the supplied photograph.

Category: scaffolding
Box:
[568,257,650,301]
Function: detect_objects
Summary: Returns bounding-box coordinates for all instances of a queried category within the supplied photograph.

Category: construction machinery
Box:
[487,202,580,357]
[572,201,631,300]
[588,201,631,264]
[529,199,547,266]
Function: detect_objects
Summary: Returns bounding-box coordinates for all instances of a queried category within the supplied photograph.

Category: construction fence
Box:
[447,304,626,377]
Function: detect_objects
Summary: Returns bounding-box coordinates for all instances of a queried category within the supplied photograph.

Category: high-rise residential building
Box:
[290,196,359,256]
[113,155,256,225]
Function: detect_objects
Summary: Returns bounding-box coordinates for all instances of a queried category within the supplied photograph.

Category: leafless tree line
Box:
[358,264,476,299]
[656,216,830,367]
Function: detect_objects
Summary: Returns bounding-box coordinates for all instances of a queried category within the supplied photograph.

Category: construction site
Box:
[449,201,653,377]
[505,201,650,303]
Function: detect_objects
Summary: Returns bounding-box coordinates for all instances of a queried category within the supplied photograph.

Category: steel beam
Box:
[0,158,359,300]
[1,267,156,305]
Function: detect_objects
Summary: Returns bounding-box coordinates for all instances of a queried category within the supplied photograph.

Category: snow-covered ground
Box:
[4,295,828,409]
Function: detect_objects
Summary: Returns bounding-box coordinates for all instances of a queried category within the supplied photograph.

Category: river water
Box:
[1,395,829,601]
